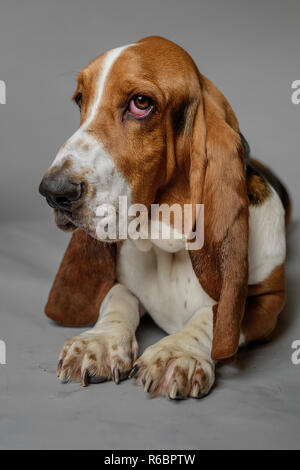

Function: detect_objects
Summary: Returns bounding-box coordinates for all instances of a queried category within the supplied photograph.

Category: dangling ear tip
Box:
[211,343,239,361]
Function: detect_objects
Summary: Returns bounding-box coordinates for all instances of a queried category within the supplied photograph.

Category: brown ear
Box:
[45,230,117,327]
[189,75,249,360]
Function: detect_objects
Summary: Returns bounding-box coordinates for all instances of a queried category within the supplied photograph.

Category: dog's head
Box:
[39,36,246,244]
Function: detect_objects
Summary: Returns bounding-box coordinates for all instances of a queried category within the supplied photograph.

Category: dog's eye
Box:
[128,95,154,118]
[74,92,83,108]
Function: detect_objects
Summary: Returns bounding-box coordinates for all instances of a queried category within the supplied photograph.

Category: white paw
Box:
[131,337,215,399]
[57,326,138,386]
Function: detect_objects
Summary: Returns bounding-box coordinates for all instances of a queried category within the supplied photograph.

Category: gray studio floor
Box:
[0,218,299,450]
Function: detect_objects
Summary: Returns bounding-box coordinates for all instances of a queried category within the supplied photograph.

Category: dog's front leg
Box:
[132,306,216,400]
[57,284,140,386]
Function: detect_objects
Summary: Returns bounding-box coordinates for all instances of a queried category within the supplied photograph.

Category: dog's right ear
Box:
[45,230,117,327]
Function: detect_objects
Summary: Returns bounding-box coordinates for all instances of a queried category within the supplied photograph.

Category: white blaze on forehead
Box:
[52,43,134,165]
[82,44,133,130]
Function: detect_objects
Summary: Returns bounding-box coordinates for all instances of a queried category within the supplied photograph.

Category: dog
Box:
[39,36,290,399]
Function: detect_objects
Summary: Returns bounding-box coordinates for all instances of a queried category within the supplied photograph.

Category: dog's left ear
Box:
[189,74,249,360]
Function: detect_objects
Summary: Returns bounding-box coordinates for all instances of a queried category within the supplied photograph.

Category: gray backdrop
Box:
[0,0,299,450]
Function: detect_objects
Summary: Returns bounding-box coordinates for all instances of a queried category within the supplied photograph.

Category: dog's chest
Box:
[117,240,215,334]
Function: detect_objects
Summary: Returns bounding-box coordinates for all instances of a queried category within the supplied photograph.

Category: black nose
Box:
[39,173,84,210]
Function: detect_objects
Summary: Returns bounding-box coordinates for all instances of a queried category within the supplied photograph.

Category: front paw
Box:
[131,338,215,400]
[57,326,138,387]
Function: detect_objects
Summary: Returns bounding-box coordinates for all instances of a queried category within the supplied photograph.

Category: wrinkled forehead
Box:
[77,38,199,106]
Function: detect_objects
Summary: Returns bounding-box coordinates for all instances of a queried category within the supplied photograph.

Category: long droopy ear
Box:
[45,230,117,327]
[189,75,249,360]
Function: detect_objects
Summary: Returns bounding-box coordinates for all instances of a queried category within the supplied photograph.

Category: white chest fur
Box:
[117,240,215,334]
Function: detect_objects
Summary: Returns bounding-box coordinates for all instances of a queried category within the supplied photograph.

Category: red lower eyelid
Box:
[129,100,151,117]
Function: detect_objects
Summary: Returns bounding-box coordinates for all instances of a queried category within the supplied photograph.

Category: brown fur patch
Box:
[155,357,163,368]
[248,157,291,224]
[243,264,286,343]
[247,167,272,206]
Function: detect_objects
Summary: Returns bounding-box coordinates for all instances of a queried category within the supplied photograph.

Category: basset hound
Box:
[39,36,290,399]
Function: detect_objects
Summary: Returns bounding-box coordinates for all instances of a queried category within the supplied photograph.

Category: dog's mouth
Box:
[54,209,78,232]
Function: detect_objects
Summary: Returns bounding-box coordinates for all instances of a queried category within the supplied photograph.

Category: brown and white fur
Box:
[39,37,289,400]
